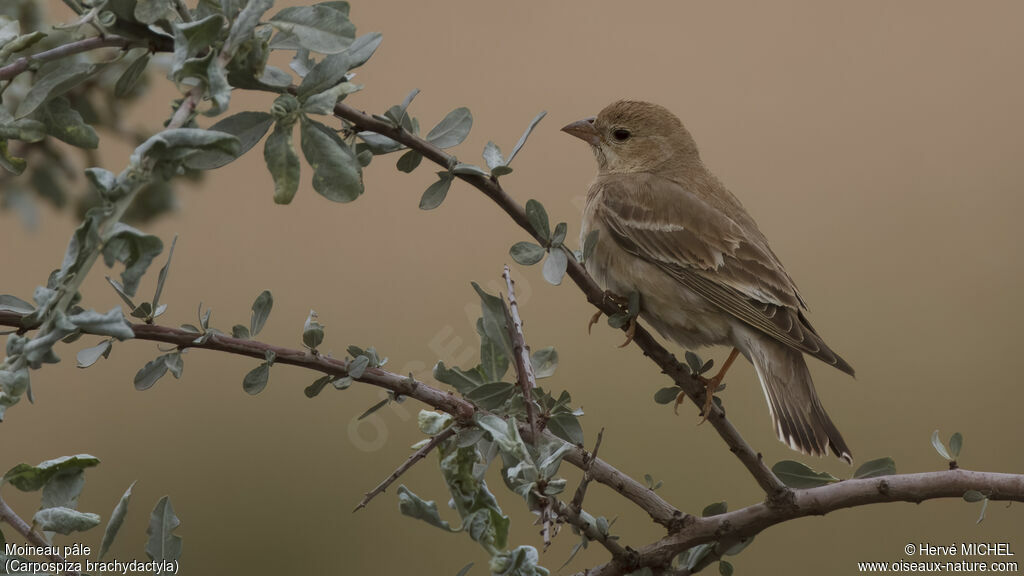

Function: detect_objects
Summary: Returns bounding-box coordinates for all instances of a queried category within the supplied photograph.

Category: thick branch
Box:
[0,496,81,576]
[0,310,684,530]
[0,35,170,82]
[580,470,1024,576]
[332,101,786,498]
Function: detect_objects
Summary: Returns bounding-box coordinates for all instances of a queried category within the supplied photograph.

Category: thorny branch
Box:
[353,426,456,513]
[502,264,539,442]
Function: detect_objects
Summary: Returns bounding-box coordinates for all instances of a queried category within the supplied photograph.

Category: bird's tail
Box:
[736,326,852,463]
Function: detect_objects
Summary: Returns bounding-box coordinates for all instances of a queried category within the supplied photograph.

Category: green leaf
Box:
[35,97,97,149]
[419,172,453,210]
[135,0,174,23]
[249,290,273,336]
[357,131,404,154]
[0,107,45,143]
[16,61,103,118]
[348,355,369,378]
[223,0,273,56]
[931,429,952,460]
[509,242,544,266]
[719,560,734,576]
[433,361,483,394]
[358,398,389,420]
[265,121,300,204]
[684,351,704,375]
[204,56,231,116]
[771,460,840,488]
[547,413,583,445]
[302,309,324,349]
[33,507,100,535]
[962,490,986,503]
[455,563,474,576]
[483,141,505,170]
[302,82,360,115]
[145,496,182,562]
[269,4,355,54]
[185,111,274,170]
[472,282,513,358]
[550,222,567,248]
[300,117,364,202]
[466,382,516,409]
[115,51,151,98]
[702,501,728,517]
[99,481,136,559]
[853,457,896,479]
[2,455,99,492]
[0,294,34,314]
[949,432,963,458]
[0,141,26,174]
[76,339,112,368]
[134,355,170,390]
[582,229,599,262]
[304,374,333,398]
[450,162,489,177]
[542,249,568,285]
[506,111,546,166]
[396,149,422,173]
[397,485,454,531]
[151,235,177,316]
[101,223,164,297]
[426,107,472,149]
[39,469,85,510]
[525,199,551,243]
[243,362,270,394]
[69,308,134,340]
[976,497,989,524]
[135,128,241,167]
[530,347,558,379]
[654,386,680,405]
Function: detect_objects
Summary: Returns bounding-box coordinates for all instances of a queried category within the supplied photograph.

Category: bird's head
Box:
[561,100,701,175]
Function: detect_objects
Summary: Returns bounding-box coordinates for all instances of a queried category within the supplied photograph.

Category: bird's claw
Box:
[696,374,723,425]
[673,390,686,415]
[617,315,637,348]
[587,310,603,334]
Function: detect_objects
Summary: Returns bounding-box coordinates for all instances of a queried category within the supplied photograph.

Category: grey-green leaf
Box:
[397,485,453,531]
[547,413,584,445]
[0,294,34,314]
[509,242,545,266]
[243,362,270,395]
[76,340,112,368]
[134,355,169,390]
[115,51,151,98]
[269,5,355,54]
[962,490,986,503]
[931,430,952,460]
[853,457,896,479]
[466,381,516,409]
[300,118,364,202]
[33,507,100,535]
[145,496,182,562]
[771,460,840,488]
[419,173,453,210]
[426,107,472,149]
[525,199,550,243]
[506,111,546,166]
[16,61,103,118]
[654,386,679,405]
[265,122,300,204]
[36,97,97,149]
[530,347,558,379]
[949,432,963,458]
[99,481,136,559]
[249,290,273,336]
[542,249,568,285]
[396,149,422,173]
[483,141,505,170]
[550,222,567,248]
[185,111,274,170]
[69,308,134,341]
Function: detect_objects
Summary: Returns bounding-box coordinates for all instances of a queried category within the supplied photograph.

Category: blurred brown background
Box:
[3,1,1023,574]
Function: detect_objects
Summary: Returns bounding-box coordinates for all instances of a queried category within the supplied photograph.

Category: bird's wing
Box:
[594,172,854,375]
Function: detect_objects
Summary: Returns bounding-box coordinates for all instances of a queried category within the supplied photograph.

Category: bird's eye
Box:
[612,129,631,142]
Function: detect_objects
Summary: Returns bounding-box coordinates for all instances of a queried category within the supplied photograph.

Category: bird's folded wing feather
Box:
[595,172,854,375]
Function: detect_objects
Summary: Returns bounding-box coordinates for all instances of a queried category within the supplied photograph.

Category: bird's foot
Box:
[587,310,603,334]
[696,374,724,425]
[617,316,637,348]
[673,390,686,415]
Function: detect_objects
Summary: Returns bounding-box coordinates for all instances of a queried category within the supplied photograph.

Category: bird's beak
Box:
[561,117,600,146]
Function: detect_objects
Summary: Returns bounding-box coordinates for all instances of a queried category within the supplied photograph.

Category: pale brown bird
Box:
[562,100,854,462]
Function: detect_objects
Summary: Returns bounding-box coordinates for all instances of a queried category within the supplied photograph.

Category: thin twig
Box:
[0,496,81,576]
[571,427,604,512]
[353,426,456,512]
[0,35,169,82]
[549,498,632,561]
[502,265,539,442]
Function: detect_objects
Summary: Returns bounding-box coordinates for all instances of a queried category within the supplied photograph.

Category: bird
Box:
[561,100,854,462]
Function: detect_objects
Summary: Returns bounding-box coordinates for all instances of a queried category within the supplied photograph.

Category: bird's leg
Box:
[588,290,639,349]
[697,347,740,424]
